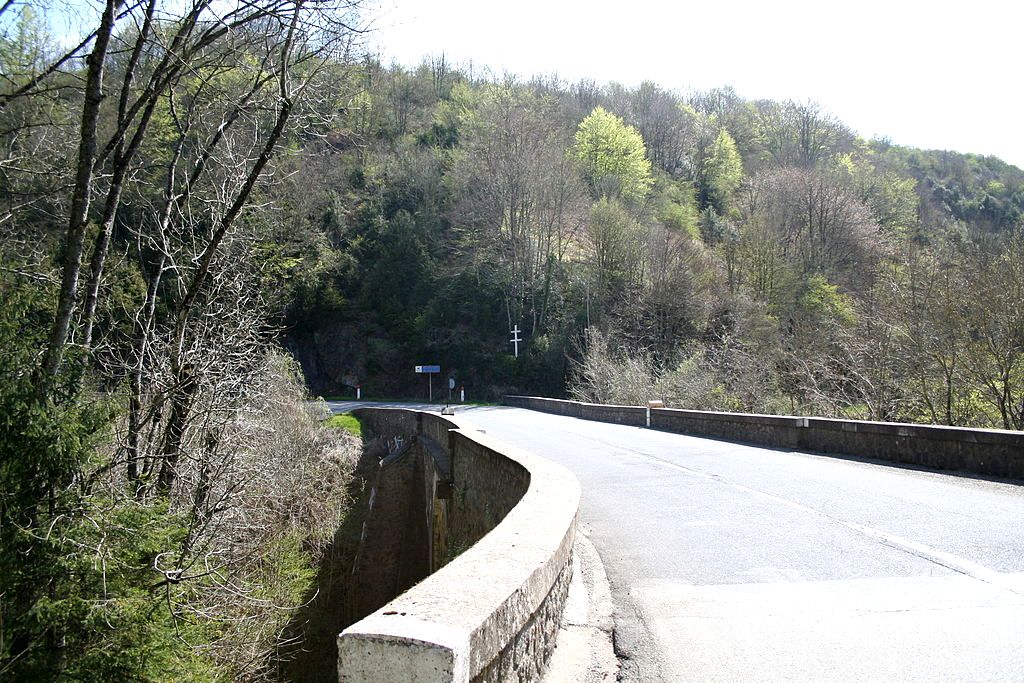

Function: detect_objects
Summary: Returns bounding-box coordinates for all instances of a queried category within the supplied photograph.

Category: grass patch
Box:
[325,412,362,438]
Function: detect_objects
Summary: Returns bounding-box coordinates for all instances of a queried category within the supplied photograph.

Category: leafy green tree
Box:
[688,87,763,171]
[0,278,200,680]
[362,210,432,339]
[573,106,653,203]
[834,151,919,236]
[655,178,701,239]
[795,273,857,326]
[704,128,743,215]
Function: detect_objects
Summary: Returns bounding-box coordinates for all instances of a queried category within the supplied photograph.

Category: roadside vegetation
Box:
[0,1,365,678]
[326,413,363,439]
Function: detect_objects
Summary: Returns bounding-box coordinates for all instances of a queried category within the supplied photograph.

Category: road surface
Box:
[329,402,1024,682]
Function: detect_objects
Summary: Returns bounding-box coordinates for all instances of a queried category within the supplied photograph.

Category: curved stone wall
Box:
[337,409,581,682]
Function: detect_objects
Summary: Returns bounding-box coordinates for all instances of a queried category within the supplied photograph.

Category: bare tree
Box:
[736,167,880,295]
[756,99,853,169]
[37,0,120,390]
[625,81,690,175]
[960,236,1024,429]
[450,80,585,335]
[32,0,365,397]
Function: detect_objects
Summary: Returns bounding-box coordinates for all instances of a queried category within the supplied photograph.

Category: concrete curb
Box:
[543,530,619,682]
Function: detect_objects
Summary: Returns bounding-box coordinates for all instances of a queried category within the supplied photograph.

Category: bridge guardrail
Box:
[504,396,1024,480]
[337,409,580,682]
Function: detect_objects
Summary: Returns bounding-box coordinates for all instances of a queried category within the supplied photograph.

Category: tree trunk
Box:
[156,363,198,494]
[126,253,165,492]
[80,0,157,351]
[38,0,120,393]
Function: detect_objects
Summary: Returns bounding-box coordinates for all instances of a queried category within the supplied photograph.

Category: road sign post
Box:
[415,365,441,402]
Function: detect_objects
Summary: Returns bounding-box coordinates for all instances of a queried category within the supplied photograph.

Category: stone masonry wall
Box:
[651,408,803,448]
[338,408,577,683]
[448,431,530,561]
[471,552,572,683]
[503,396,646,426]
[346,442,431,622]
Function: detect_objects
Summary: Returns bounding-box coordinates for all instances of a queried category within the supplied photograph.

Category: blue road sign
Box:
[415,365,441,374]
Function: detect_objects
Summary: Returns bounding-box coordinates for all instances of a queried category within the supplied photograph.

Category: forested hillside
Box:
[1,1,1022,676]
[277,60,1023,430]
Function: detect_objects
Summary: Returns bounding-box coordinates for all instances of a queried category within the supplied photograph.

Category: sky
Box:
[365,0,1024,168]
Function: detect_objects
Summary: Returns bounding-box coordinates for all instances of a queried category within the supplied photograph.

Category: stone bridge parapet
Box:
[504,396,1024,480]
[338,408,580,682]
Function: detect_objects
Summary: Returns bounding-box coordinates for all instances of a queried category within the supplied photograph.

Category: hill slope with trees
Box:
[275,63,1023,431]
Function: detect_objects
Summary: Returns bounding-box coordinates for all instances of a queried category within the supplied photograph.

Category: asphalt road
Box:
[329,402,1024,682]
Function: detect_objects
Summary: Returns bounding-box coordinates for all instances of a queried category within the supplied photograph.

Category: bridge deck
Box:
[454,405,1024,682]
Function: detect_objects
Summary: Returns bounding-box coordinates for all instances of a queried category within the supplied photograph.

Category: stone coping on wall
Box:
[803,416,1024,444]
[654,407,807,427]
[338,410,581,682]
